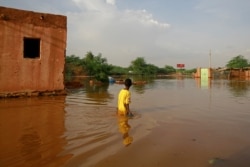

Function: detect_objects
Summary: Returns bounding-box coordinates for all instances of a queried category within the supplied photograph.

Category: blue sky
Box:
[1,0,250,68]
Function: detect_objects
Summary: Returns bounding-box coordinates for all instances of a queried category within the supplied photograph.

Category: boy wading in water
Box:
[117,78,133,117]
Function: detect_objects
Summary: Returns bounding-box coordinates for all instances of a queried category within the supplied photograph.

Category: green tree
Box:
[226,55,249,68]
[157,67,167,74]
[65,54,83,65]
[83,52,96,76]
[110,65,128,75]
[82,52,112,82]
[129,57,178,75]
[145,64,158,75]
[164,65,176,74]
[129,57,147,75]
[65,55,85,79]
[184,68,196,74]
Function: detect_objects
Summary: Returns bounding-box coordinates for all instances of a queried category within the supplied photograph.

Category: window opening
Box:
[23,38,40,58]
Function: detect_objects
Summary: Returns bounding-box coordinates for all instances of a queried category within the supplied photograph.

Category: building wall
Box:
[228,69,250,78]
[246,70,250,77]
[229,70,245,78]
[194,68,212,78]
[0,7,67,96]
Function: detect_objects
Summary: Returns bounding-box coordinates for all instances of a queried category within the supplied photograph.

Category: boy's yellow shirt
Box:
[117,89,131,115]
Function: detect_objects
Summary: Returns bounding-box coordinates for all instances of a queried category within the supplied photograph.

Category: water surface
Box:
[0,78,250,167]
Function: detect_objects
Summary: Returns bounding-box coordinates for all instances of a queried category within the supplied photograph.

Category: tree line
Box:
[65,52,250,82]
[226,55,250,69]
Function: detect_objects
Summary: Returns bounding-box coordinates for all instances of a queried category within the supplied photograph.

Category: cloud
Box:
[124,9,170,28]
[195,0,250,21]
[106,0,115,5]
[1,0,249,68]
[64,0,171,66]
[70,0,117,12]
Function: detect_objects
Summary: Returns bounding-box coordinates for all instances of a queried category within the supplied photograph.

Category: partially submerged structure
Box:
[227,67,250,78]
[215,67,250,79]
[193,68,213,89]
[193,67,250,82]
[0,6,67,97]
[193,68,213,78]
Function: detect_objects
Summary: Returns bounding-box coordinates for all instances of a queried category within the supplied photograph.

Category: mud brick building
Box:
[228,68,250,78]
[0,6,67,97]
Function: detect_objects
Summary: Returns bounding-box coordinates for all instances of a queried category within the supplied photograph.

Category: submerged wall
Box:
[246,70,250,77]
[0,6,67,97]
[194,68,212,78]
[229,69,249,78]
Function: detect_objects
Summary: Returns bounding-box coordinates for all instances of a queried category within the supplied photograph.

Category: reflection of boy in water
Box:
[118,116,133,146]
[117,78,133,117]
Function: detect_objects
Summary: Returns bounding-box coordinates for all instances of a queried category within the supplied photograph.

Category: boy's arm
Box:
[125,92,133,116]
[125,104,133,116]
[125,104,130,113]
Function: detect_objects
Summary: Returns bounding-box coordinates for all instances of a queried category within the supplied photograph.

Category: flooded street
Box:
[1,78,250,167]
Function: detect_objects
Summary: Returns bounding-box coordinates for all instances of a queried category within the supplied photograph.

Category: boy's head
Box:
[124,78,132,88]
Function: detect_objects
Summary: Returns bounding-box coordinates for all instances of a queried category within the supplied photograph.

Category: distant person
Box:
[117,78,133,117]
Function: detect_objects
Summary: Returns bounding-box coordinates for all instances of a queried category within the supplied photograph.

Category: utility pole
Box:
[209,49,211,68]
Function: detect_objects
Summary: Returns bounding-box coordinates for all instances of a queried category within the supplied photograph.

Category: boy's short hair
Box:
[125,78,132,87]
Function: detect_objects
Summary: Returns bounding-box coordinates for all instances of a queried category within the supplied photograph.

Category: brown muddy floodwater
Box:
[1,78,250,167]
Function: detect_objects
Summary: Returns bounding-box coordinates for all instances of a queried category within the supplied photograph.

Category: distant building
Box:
[193,68,213,78]
[228,68,250,78]
[0,6,67,97]
[214,67,250,79]
[193,68,213,89]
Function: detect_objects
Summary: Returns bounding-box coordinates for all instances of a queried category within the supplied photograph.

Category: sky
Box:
[1,0,250,68]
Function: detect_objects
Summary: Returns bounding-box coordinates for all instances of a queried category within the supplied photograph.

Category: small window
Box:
[23,38,40,58]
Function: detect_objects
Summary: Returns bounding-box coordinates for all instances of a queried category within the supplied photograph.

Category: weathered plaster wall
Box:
[246,70,250,77]
[0,7,67,97]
